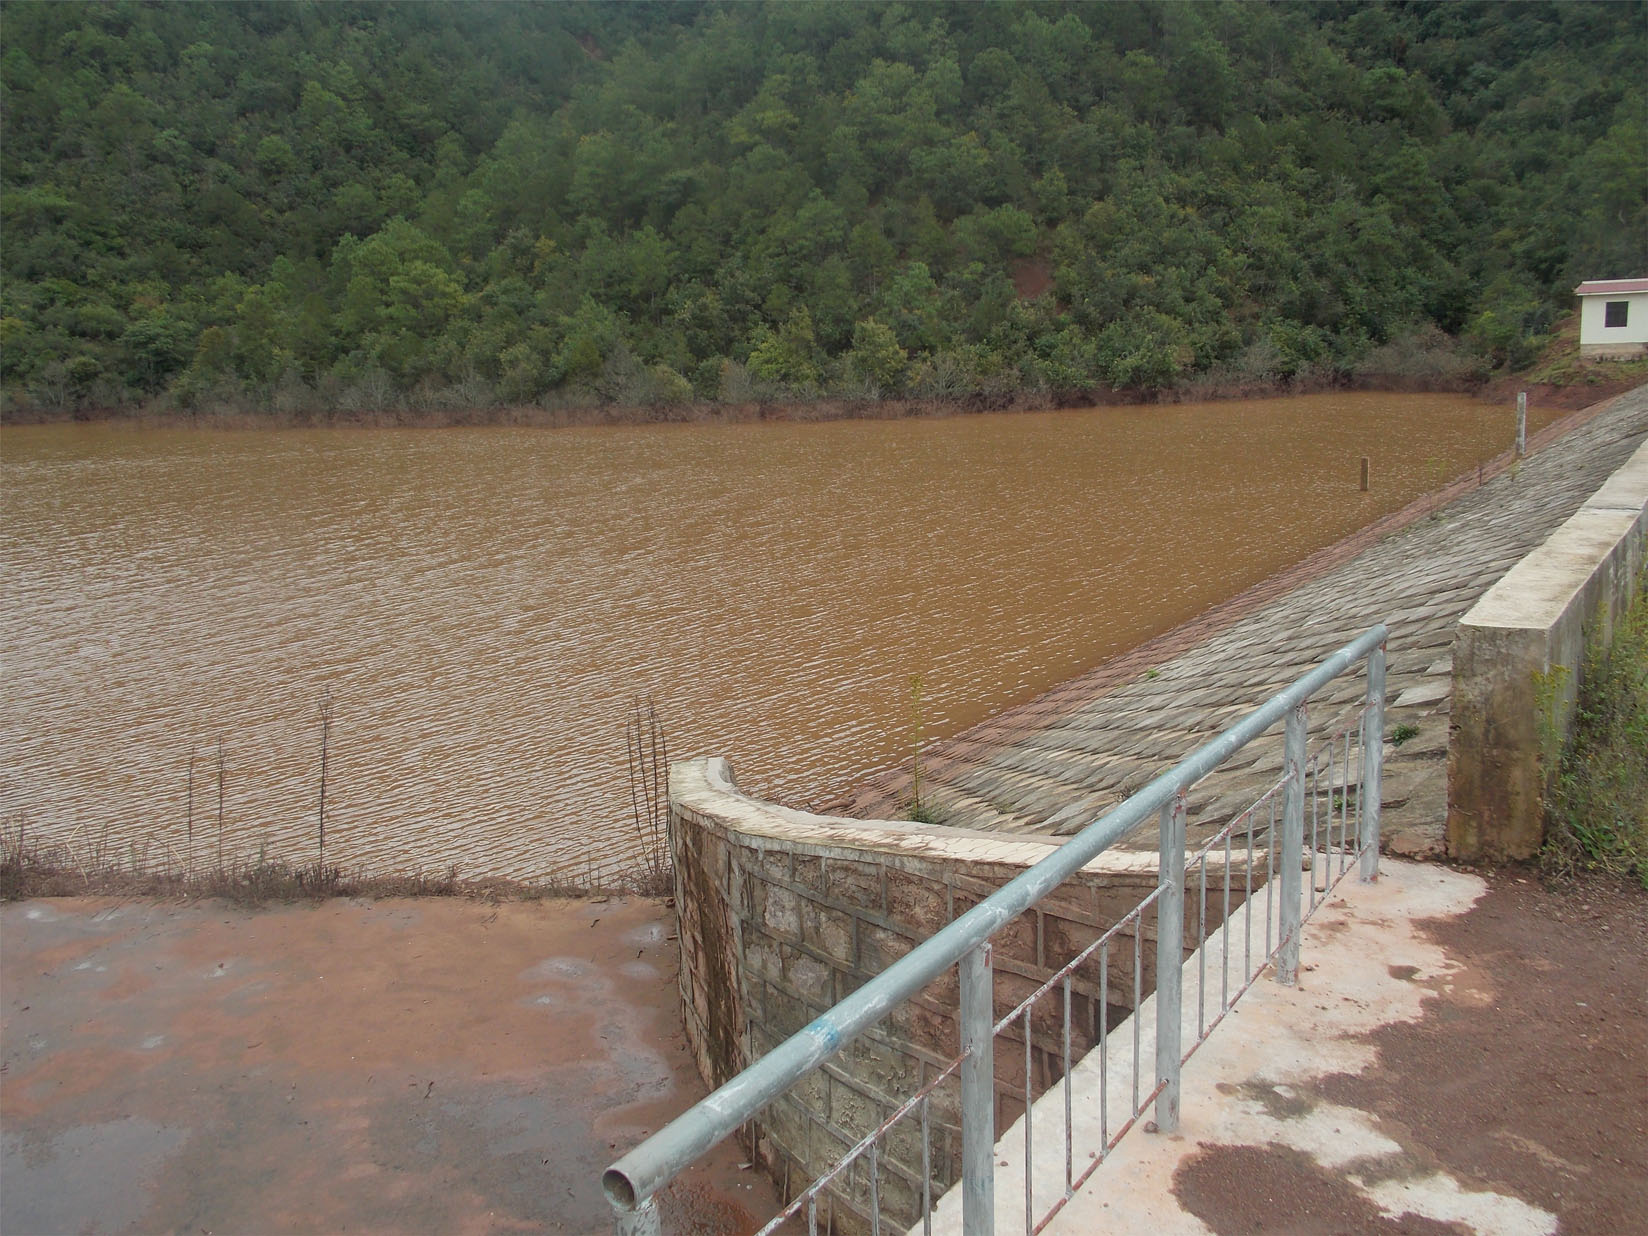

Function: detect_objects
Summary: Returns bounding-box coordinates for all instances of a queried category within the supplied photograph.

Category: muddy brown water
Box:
[0,394,1553,881]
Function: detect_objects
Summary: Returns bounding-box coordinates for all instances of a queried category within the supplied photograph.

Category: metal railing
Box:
[604,625,1387,1235]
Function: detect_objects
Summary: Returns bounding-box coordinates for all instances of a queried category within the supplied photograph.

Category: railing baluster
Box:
[1061,977,1073,1195]
[1132,926,1142,1117]
[959,943,995,1236]
[1309,751,1321,908]
[869,1137,881,1236]
[1154,791,1186,1134]
[1221,831,1232,1012]
[1277,702,1307,986]
[1023,1007,1034,1233]
[1340,730,1352,875]
[1361,642,1386,882]
[1099,942,1109,1152]
[1243,809,1254,985]
[1197,858,1207,1038]
[920,1090,932,1236]
[1266,795,1276,957]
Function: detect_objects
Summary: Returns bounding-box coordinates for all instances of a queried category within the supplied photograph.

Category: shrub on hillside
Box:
[1544,580,1648,889]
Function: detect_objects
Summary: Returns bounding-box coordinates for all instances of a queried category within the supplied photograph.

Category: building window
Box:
[1605,301,1629,328]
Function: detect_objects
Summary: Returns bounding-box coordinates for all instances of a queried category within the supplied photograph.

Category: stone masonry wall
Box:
[669,756,1226,1234]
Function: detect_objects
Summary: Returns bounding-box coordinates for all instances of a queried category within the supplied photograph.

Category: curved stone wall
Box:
[668,756,1181,1233]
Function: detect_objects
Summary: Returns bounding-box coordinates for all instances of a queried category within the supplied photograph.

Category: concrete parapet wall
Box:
[1448,440,1648,860]
[669,756,1186,1233]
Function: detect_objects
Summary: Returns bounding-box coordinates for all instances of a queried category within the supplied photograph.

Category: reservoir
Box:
[0,393,1551,881]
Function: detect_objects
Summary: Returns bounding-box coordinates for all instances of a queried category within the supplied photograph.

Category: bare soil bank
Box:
[1481,374,1648,411]
[0,895,778,1235]
[1173,872,1648,1236]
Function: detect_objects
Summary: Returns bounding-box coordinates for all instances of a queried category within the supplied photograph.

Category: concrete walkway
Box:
[840,385,1648,860]
[926,857,1648,1236]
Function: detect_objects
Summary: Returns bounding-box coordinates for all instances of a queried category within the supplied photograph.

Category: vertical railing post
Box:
[1360,643,1386,883]
[1154,790,1186,1133]
[959,943,995,1236]
[1276,702,1307,986]
[612,1196,660,1236]
[1516,391,1528,458]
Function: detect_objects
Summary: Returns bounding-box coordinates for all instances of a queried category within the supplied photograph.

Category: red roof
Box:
[1574,278,1648,296]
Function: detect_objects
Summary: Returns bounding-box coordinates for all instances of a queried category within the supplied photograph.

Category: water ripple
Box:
[0,395,1544,879]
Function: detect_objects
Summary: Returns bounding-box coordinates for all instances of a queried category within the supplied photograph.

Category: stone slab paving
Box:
[839,385,1648,857]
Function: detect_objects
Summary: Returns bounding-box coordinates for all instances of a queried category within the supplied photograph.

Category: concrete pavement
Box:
[923,856,1647,1236]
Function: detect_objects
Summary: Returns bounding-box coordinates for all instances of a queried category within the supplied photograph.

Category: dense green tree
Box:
[1,0,1642,416]
[746,306,822,389]
[844,317,908,394]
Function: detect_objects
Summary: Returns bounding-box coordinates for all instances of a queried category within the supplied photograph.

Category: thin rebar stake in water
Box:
[317,689,332,868]
[215,737,225,872]
[650,699,668,877]
[185,748,195,880]
[909,674,924,821]
[625,697,671,886]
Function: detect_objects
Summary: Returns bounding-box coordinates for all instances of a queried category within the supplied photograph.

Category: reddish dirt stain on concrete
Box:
[2,896,780,1235]
[1175,1142,1470,1235]
[1171,875,1647,1236]
[1317,876,1648,1236]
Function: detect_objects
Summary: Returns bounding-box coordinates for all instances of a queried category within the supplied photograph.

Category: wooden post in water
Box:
[1359,456,1370,491]
[1516,392,1527,458]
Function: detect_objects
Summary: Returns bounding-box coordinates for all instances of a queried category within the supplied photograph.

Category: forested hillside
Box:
[2,0,1643,418]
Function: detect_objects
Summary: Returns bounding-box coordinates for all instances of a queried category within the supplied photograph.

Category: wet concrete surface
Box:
[1,895,778,1235]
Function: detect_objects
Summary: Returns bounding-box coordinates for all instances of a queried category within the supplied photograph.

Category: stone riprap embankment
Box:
[834,385,1648,858]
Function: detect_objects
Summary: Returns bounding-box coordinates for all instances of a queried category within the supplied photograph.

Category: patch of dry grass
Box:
[0,819,666,905]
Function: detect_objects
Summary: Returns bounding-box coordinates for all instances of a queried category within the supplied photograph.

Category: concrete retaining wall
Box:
[669,756,1205,1234]
[1447,440,1648,861]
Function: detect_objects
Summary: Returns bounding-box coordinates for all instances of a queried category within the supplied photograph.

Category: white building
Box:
[1574,278,1648,358]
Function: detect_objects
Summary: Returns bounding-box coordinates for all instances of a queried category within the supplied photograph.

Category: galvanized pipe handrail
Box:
[603,623,1389,1218]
